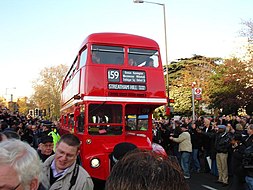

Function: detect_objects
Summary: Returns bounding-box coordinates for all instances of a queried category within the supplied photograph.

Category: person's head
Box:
[55,134,80,171]
[92,51,101,63]
[105,149,189,190]
[0,139,42,190]
[217,125,226,132]
[247,124,253,136]
[39,135,54,156]
[128,58,135,66]
[145,58,154,67]
[180,124,188,132]
[235,123,243,131]
[110,142,137,167]
[97,110,104,117]
[42,124,51,132]
[3,130,20,140]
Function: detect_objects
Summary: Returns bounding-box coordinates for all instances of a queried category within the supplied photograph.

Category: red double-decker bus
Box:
[60,32,167,181]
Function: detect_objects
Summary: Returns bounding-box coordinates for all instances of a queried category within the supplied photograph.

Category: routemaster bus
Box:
[60,32,167,181]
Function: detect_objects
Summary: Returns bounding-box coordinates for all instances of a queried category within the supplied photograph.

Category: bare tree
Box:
[31,64,68,120]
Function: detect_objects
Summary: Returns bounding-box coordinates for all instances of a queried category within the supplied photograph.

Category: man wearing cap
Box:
[110,142,137,168]
[215,124,231,186]
[170,124,192,179]
[38,135,55,162]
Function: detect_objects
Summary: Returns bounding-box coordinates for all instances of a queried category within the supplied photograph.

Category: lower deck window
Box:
[88,104,122,135]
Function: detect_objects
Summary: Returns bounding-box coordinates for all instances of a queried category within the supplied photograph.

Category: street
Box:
[188,172,228,190]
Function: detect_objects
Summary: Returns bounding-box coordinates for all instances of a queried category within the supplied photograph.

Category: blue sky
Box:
[0,0,252,99]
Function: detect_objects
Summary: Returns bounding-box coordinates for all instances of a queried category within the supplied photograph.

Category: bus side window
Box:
[79,48,87,67]
[64,115,67,126]
[68,114,74,130]
[77,112,85,133]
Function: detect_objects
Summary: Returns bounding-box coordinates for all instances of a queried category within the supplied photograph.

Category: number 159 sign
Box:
[194,88,202,100]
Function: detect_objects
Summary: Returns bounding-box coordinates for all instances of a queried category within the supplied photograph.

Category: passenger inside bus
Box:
[92,51,101,63]
[88,104,123,135]
[92,110,109,123]
[144,58,154,67]
[128,58,136,66]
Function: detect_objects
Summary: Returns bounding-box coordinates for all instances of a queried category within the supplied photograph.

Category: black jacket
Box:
[215,132,231,153]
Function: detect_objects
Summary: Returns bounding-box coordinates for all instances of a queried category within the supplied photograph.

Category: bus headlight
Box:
[90,158,100,168]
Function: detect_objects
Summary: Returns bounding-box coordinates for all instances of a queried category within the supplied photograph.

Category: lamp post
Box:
[5,87,16,102]
[133,0,169,100]
[191,82,196,123]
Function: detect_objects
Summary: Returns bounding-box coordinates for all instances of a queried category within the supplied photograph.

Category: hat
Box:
[40,135,53,144]
[218,125,226,129]
[111,142,137,161]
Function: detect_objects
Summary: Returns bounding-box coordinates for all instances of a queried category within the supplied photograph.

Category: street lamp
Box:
[133,0,169,100]
[5,87,16,102]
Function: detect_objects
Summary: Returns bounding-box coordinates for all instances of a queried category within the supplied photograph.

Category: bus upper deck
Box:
[61,32,167,109]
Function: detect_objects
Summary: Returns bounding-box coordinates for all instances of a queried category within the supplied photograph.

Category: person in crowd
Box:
[40,121,53,136]
[215,124,231,186]
[20,123,34,146]
[226,123,235,176]
[189,123,202,173]
[105,149,189,190]
[244,124,253,189]
[170,124,192,179]
[30,124,40,149]
[169,119,182,161]
[0,139,42,190]
[229,131,248,190]
[37,135,55,162]
[199,117,213,173]
[41,134,94,190]
[198,121,219,176]
[109,142,137,168]
[48,126,61,152]
[3,130,20,139]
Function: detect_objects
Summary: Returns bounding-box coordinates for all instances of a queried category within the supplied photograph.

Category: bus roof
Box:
[79,33,159,50]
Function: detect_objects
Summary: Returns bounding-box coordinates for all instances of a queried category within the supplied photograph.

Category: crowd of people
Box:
[0,107,189,190]
[152,114,253,189]
[1,105,253,190]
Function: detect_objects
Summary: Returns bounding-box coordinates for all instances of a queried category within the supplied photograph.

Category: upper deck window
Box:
[128,48,159,68]
[79,47,87,68]
[91,45,124,65]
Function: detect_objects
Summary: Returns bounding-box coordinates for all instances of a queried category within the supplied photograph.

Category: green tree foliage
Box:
[31,64,68,120]
[168,55,218,115]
